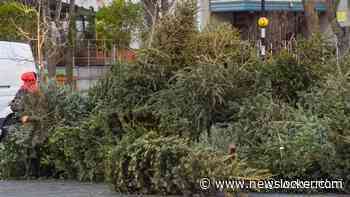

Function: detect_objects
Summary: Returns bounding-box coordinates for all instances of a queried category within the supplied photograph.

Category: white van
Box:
[0,41,37,139]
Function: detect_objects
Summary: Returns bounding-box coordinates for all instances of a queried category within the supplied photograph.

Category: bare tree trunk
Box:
[42,0,57,83]
[161,0,169,16]
[13,1,63,84]
[142,0,175,48]
[66,0,76,87]
[36,0,46,81]
[143,0,156,27]
[302,0,320,38]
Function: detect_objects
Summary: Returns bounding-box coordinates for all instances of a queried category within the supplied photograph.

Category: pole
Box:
[262,0,265,16]
[260,0,266,58]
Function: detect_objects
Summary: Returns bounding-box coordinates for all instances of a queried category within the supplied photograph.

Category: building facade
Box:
[198,0,332,49]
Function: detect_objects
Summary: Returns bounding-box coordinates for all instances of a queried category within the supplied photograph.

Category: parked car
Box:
[0,41,37,141]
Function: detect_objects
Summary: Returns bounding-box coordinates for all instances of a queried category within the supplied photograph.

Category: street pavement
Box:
[0,180,347,197]
[0,180,118,197]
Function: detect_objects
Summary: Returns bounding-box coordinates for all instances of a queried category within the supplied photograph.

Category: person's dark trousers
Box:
[0,117,5,127]
[0,114,15,141]
[0,117,6,141]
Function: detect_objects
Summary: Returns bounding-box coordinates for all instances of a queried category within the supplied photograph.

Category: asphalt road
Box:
[0,180,347,197]
[0,180,118,197]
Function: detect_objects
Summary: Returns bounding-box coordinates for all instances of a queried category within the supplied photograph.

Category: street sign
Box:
[337,0,350,27]
[258,17,269,28]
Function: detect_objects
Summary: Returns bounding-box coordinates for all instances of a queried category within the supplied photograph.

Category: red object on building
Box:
[20,72,38,93]
[117,48,136,62]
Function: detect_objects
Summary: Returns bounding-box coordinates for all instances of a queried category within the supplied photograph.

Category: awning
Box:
[210,0,327,12]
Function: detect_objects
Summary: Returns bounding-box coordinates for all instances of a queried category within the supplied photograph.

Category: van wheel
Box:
[0,114,16,142]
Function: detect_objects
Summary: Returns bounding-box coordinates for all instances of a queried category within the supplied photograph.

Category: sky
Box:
[62,0,106,10]
[73,0,141,10]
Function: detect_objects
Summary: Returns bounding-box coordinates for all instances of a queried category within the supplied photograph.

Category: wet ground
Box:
[0,180,347,197]
[0,180,117,197]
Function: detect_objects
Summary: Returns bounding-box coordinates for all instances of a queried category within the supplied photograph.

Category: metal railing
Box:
[73,39,135,67]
